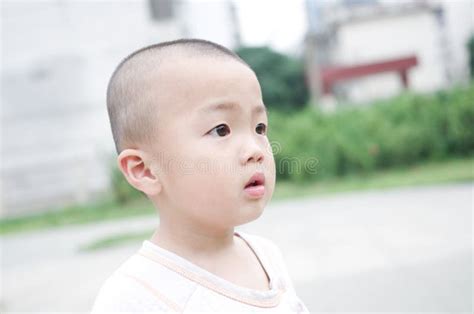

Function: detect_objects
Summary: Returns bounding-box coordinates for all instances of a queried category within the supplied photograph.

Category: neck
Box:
[150,215,236,258]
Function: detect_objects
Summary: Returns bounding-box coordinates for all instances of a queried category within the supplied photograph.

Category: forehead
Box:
[153,56,264,116]
[197,101,267,117]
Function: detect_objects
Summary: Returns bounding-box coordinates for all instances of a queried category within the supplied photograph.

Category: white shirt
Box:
[91,231,309,313]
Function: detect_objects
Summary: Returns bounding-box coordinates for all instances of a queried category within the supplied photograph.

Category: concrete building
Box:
[1,0,240,218]
[304,0,474,109]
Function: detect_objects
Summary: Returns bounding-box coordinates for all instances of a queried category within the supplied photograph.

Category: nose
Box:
[240,138,265,165]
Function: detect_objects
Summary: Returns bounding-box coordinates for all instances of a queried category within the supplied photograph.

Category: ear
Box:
[116,149,162,196]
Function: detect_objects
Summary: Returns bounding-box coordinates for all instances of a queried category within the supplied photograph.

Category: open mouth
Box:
[245,179,263,188]
[244,172,265,189]
[244,172,266,198]
[246,181,258,187]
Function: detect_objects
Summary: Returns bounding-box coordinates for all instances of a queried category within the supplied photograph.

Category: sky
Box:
[232,0,308,55]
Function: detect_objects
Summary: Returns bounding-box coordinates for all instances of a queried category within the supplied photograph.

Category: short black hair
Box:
[106,38,249,154]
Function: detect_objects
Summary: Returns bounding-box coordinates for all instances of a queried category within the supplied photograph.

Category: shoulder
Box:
[91,268,174,313]
[91,251,190,313]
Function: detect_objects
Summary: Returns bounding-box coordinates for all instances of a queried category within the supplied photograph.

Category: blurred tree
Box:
[468,35,474,79]
[236,46,309,111]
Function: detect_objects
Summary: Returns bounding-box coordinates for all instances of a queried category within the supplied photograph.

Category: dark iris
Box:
[256,123,267,135]
[215,124,231,137]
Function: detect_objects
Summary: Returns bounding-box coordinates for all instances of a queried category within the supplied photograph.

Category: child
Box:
[91,39,309,313]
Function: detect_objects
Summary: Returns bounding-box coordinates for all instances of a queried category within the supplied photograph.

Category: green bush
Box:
[468,35,474,79]
[269,84,474,182]
[236,46,309,111]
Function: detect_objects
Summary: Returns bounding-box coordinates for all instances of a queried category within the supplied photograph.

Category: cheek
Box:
[263,141,276,178]
[171,171,242,226]
[157,138,275,225]
[162,151,240,209]
[264,153,276,198]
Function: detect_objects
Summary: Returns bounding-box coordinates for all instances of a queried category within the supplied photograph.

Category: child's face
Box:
[149,57,276,230]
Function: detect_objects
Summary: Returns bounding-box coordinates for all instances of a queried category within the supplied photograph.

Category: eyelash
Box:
[208,123,267,137]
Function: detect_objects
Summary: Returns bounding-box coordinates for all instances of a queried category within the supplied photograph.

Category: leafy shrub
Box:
[468,35,474,79]
[236,46,309,111]
[268,84,474,182]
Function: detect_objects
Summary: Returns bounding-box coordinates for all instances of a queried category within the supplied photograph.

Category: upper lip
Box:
[244,172,265,188]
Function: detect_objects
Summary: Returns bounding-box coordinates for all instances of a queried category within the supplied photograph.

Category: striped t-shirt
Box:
[91,231,309,313]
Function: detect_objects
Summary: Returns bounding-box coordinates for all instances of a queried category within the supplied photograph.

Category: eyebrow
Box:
[199,102,267,115]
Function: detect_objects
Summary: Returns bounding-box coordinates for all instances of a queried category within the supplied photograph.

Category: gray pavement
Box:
[1,183,472,313]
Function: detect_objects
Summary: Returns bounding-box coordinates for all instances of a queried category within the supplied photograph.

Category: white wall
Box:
[439,0,474,83]
[333,10,448,103]
[180,0,239,49]
[1,0,182,217]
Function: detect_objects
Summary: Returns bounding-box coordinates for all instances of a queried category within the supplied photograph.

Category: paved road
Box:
[1,183,472,313]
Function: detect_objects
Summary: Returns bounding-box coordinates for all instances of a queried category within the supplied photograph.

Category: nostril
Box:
[248,156,264,164]
[242,148,265,165]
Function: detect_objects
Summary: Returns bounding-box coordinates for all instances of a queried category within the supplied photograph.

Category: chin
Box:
[235,203,265,226]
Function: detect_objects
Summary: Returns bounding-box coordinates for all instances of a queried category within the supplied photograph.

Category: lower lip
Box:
[244,185,265,198]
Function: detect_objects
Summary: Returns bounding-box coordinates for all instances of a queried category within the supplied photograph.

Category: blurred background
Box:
[1,0,473,312]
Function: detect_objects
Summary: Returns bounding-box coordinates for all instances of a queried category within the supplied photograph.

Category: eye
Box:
[208,124,231,137]
[255,123,267,135]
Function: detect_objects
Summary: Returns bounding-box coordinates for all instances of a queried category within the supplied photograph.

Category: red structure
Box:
[320,55,418,95]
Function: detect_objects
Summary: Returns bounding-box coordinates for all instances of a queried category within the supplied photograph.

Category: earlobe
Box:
[116,149,162,196]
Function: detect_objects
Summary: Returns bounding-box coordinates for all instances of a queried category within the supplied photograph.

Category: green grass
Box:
[273,156,474,199]
[0,196,154,235]
[1,157,472,236]
[79,229,155,252]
